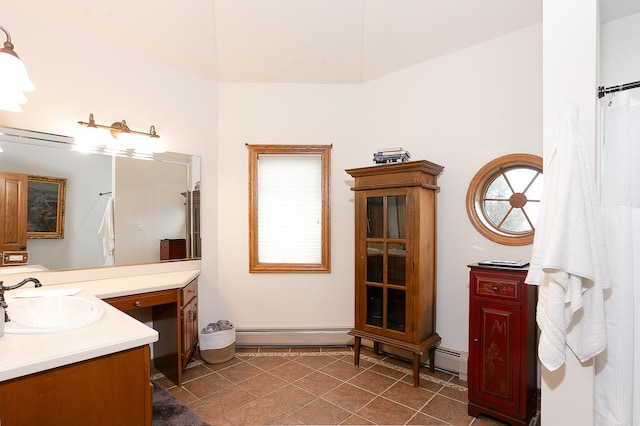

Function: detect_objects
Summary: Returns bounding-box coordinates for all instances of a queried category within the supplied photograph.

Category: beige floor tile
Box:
[237,371,288,397]
[420,394,475,425]
[348,369,398,394]
[472,414,510,425]
[244,354,292,371]
[183,372,235,398]
[294,354,339,370]
[291,398,352,425]
[261,384,317,413]
[382,381,436,410]
[400,374,445,393]
[293,371,343,396]
[216,362,264,383]
[322,383,377,412]
[342,414,374,425]
[194,385,257,419]
[356,396,417,425]
[222,398,289,425]
[182,364,214,382]
[269,360,315,382]
[320,359,366,381]
[406,411,451,425]
[438,384,468,403]
[189,399,234,426]
[168,385,199,404]
[369,362,410,380]
[204,356,245,372]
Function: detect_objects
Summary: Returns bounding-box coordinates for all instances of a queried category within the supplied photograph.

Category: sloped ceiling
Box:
[21,0,640,85]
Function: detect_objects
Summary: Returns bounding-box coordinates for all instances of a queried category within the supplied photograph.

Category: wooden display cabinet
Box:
[467,264,538,425]
[346,160,444,387]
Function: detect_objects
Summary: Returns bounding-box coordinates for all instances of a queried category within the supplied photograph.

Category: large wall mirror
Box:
[0,127,201,273]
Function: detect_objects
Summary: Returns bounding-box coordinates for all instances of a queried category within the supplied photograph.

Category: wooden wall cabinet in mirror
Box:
[346,160,444,387]
[0,172,28,264]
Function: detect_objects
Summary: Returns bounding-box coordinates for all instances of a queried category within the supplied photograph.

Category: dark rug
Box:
[152,380,210,426]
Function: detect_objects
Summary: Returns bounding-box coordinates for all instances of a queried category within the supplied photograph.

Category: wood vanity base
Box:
[0,345,151,426]
[103,277,198,387]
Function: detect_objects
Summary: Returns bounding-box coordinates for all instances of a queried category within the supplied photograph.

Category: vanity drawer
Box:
[181,278,198,305]
[105,289,178,311]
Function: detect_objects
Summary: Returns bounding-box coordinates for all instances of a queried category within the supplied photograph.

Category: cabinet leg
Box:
[353,337,361,367]
[412,353,420,387]
[373,341,380,355]
[429,346,436,373]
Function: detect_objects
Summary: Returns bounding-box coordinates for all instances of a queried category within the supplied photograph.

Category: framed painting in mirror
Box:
[27,175,67,239]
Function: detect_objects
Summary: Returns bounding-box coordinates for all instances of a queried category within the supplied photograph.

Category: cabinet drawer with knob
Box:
[472,273,521,301]
[181,278,198,305]
[104,289,177,311]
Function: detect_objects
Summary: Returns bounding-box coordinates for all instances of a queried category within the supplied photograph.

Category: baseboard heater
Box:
[235,328,468,380]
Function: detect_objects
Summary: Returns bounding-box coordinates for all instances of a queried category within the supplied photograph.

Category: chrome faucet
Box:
[0,277,42,322]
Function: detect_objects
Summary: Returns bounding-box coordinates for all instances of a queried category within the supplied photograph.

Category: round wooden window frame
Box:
[466,153,543,246]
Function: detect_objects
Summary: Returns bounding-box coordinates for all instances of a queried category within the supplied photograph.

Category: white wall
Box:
[215,24,542,351]
[601,12,640,101]
[216,83,363,328]
[541,0,599,425]
[115,157,188,264]
[0,11,219,316]
[363,24,542,351]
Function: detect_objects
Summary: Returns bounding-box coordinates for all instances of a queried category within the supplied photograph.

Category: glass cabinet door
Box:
[364,194,407,333]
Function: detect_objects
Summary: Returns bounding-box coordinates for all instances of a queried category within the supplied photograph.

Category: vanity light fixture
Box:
[77,113,166,154]
[0,25,35,112]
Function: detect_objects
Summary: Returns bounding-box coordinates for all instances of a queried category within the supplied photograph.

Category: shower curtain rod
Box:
[598,80,640,98]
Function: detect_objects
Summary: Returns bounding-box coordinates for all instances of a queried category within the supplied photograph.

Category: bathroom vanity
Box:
[0,266,200,425]
[103,276,199,386]
[0,346,152,426]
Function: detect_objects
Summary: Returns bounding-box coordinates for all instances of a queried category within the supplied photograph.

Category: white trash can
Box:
[199,322,236,364]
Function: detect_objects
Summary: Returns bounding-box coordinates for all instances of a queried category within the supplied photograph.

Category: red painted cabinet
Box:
[468,264,538,426]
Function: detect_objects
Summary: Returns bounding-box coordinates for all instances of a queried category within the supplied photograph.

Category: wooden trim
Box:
[248,144,331,273]
[465,153,542,246]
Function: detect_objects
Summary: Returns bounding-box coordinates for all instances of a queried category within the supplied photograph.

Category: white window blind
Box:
[257,153,322,264]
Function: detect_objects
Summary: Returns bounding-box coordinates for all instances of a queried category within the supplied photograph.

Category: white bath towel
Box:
[526,103,610,371]
[98,197,115,265]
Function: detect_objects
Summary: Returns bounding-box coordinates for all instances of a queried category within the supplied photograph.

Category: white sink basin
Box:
[5,296,105,334]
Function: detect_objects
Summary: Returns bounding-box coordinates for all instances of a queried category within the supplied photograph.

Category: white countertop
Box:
[0,268,200,382]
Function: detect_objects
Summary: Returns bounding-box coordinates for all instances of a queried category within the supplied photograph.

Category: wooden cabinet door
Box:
[181,296,198,368]
[469,297,522,417]
[356,190,412,343]
[0,172,27,253]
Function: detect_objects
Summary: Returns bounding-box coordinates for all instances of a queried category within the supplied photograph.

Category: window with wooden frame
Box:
[466,153,543,246]
[248,144,331,273]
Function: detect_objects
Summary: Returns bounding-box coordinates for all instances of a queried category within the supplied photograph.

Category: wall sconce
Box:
[77,113,166,155]
[0,25,35,112]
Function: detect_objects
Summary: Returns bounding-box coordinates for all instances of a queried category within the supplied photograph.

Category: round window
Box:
[466,153,543,245]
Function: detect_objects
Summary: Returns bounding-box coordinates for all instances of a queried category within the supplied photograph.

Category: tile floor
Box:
[153,346,537,425]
